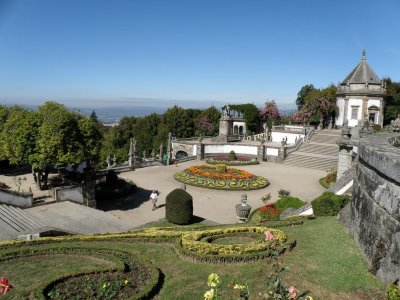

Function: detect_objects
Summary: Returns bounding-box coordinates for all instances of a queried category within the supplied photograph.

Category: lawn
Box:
[0,217,385,299]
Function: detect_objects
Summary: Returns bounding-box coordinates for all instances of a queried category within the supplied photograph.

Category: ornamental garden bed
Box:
[206,155,259,166]
[174,165,269,190]
[0,219,386,299]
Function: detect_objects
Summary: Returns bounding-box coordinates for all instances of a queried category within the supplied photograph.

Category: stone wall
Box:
[54,186,84,204]
[0,189,33,208]
[350,133,400,283]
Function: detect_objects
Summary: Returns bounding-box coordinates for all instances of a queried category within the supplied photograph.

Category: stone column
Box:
[361,96,368,124]
[82,167,96,208]
[166,132,172,165]
[343,97,349,126]
[196,140,204,160]
[378,99,384,127]
[159,143,163,161]
[257,142,265,161]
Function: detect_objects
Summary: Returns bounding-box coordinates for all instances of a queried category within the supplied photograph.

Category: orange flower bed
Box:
[186,165,253,180]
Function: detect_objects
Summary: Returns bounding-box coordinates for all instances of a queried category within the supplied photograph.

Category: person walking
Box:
[150,190,158,211]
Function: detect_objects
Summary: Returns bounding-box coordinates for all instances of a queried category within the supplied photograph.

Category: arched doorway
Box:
[233,125,238,135]
[176,151,189,159]
[239,126,244,135]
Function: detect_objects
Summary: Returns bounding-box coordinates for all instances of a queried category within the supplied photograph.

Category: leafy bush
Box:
[325,169,337,184]
[311,192,350,216]
[165,188,193,225]
[277,189,290,198]
[228,150,236,161]
[372,124,382,131]
[275,196,304,212]
[215,164,227,172]
[387,282,400,300]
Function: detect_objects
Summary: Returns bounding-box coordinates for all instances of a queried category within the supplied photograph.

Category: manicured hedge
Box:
[165,189,193,225]
[311,192,350,216]
[0,247,160,300]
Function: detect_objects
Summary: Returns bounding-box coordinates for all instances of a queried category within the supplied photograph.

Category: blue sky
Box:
[0,0,399,109]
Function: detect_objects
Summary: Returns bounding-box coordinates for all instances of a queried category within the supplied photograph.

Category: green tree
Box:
[162,106,193,138]
[0,106,37,165]
[296,84,316,110]
[32,102,101,189]
[229,103,261,134]
[89,110,98,123]
[383,77,400,125]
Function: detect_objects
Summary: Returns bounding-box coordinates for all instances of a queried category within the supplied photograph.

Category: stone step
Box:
[310,136,339,144]
[299,143,339,156]
[0,204,44,234]
[283,153,338,170]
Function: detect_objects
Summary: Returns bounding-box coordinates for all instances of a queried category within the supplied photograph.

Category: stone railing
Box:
[272,125,306,133]
[285,136,304,156]
[304,127,315,142]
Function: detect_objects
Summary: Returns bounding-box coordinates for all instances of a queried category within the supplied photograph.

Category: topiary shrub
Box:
[228,150,236,161]
[215,164,227,172]
[311,192,350,216]
[165,188,193,225]
[275,196,304,212]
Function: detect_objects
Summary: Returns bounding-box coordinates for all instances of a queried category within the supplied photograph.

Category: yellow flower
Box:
[305,297,313,300]
[102,284,107,289]
[124,279,129,285]
[207,273,220,287]
[204,288,215,300]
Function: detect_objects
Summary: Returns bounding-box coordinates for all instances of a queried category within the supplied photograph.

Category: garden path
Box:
[109,161,326,227]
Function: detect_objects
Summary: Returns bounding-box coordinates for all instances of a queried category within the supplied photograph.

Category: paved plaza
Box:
[109,161,326,227]
[0,161,326,232]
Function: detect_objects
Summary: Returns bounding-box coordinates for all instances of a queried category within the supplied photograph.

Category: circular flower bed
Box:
[177,226,292,263]
[174,165,269,190]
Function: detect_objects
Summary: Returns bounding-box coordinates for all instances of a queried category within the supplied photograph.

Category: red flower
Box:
[0,277,12,294]
[259,204,280,216]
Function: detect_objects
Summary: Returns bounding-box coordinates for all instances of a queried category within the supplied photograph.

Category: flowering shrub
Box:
[264,231,275,241]
[204,273,249,300]
[0,277,12,294]
[259,204,280,221]
[260,253,311,300]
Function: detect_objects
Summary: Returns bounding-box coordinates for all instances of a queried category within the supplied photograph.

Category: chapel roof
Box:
[341,50,381,85]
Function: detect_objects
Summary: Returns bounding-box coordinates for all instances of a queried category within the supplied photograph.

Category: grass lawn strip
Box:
[0,218,385,299]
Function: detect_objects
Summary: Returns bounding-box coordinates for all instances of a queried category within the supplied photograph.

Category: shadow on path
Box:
[97,187,153,211]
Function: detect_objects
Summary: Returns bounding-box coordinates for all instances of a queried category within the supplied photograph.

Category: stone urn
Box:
[236,194,252,223]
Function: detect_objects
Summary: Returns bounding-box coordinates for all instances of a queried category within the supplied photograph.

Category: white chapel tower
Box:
[336,50,386,127]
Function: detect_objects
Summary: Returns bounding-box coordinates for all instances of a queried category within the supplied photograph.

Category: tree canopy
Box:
[383,77,400,125]
[229,103,261,133]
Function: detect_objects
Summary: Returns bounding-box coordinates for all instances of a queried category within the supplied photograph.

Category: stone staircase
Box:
[0,204,45,240]
[283,130,340,170]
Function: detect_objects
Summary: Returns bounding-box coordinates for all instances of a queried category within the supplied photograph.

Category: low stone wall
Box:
[350,133,400,283]
[0,188,33,208]
[54,185,84,204]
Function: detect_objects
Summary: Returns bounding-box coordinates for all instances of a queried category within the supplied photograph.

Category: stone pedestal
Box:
[337,144,353,180]
[82,167,96,208]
